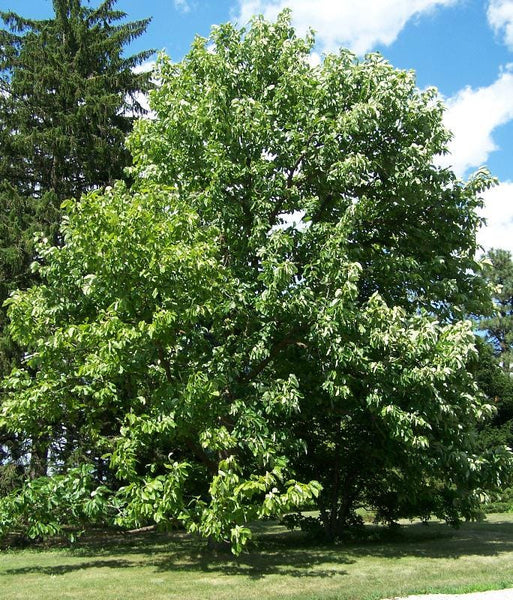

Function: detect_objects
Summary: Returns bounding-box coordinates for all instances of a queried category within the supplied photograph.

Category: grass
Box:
[1,514,513,600]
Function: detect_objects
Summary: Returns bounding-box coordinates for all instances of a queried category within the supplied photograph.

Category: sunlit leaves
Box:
[1,11,512,551]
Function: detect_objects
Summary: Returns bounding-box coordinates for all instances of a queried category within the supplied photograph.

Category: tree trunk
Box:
[29,437,48,479]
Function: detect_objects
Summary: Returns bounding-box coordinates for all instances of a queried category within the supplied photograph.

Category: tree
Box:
[474,338,513,448]
[0,0,154,484]
[0,186,37,491]
[479,249,513,370]
[475,249,513,456]
[0,0,153,202]
[1,12,511,552]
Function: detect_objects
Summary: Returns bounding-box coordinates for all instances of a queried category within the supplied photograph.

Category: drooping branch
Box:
[239,333,302,384]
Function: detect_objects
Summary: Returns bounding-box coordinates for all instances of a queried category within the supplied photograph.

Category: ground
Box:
[1,514,513,600]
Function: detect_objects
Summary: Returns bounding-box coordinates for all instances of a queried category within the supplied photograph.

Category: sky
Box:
[2,0,513,255]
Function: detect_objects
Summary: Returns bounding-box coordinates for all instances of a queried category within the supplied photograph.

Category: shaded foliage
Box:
[475,249,513,509]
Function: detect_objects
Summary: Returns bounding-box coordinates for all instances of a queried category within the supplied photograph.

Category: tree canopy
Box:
[0,0,154,485]
[479,249,513,368]
[0,0,153,201]
[1,12,511,552]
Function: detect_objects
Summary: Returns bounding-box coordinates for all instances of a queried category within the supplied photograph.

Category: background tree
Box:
[0,186,37,491]
[0,0,153,202]
[0,0,154,486]
[479,249,513,369]
[475,249,513,463]
[1,13,511,551]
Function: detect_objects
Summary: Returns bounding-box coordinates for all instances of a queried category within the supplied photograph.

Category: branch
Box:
[268,143,311,228]
[183,437,218,474]
[156,342,172,382]
[311,193,334,224]
[239,333,301,384]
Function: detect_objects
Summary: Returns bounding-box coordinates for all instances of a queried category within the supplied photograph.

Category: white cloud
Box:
[272,210,308,232]
[488,0,513,49]
[234,0,459,54]
[130,61,157,117]
[307,51,321,67]
[439,69,513,177]
[133,60,157,75]
[132,90,151,115]
[174,0,192,13]
[478,181,513,253]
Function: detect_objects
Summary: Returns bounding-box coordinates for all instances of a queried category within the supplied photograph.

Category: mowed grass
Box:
[2,514,513,600]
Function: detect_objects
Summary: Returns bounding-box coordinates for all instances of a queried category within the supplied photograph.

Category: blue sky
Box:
[2,0,513,253]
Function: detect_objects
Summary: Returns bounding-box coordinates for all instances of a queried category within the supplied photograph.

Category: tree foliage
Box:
[0,0,154,484]
[1,13,511,552]
[0,0,153,201]
[479,249,513,368]
[475,249,513,454]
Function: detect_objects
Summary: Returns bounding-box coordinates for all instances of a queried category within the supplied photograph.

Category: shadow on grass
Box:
[344,520,513,560]
[4,517,513,580]
[4,559,135,576]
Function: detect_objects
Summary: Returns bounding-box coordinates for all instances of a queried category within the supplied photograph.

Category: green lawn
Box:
[1,514,513,600]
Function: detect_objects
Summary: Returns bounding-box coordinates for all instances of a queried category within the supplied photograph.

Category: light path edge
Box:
[388,589,513,600]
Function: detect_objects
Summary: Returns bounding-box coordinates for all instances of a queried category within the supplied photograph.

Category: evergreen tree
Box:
[0,0,154,486]
[479,249,513,370]
[0,0,154,202]
[476,249,513,455]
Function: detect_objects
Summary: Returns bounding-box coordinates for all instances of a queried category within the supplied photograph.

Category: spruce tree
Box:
[0,0,154,486]
[480,249,513,369]
[0,0,153,202]
[476,249,513,454]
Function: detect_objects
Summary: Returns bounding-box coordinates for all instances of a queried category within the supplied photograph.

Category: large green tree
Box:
[1,13,511,551]
[0,0,153,484]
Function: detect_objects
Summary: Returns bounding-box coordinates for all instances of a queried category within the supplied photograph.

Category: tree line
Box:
[0,1,512,553]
